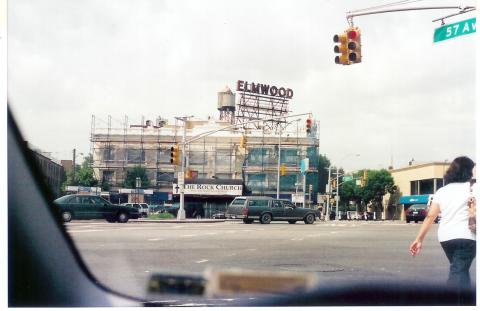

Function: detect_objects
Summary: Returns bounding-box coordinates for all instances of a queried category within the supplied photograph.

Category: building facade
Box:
[91,117,319,215]
[387,161,450,220]
[29,146,65,198]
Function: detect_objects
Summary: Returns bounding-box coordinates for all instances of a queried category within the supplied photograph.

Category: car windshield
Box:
[7,0,476,306]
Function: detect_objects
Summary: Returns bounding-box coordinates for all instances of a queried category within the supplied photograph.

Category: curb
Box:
[130,219,228,224]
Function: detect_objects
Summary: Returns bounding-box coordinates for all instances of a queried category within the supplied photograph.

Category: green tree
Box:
[62,154,98,189]
[317,154,331,194]
[361,169,396,214]
[124,165,150,189]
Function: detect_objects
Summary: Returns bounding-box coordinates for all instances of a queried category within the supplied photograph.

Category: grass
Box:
[147,212,175,220]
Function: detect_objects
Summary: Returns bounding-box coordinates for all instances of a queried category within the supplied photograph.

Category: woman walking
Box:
[409,156,476,291]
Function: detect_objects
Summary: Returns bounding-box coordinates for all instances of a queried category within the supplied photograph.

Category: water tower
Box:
[217,86,236,124]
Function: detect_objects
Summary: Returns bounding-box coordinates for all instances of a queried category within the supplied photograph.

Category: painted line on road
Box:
[182,234,197,237]
[290,238,304,241]
[195,259,209,263]
[147,238,164,241]
[246,249,257,251]
[67,229,105,233]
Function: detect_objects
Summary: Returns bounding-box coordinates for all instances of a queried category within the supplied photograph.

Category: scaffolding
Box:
[90,114,319,197]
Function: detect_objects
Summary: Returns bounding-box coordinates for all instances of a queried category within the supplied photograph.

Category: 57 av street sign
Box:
[434,17,476,43]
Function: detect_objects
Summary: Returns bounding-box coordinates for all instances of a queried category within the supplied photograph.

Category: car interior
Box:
[8,108,476,307]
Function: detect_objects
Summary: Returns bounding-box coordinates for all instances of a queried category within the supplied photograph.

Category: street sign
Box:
[434,17,476,43]
[343,175,353,182]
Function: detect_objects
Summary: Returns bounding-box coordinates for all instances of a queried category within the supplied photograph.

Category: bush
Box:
[148,213,175,220]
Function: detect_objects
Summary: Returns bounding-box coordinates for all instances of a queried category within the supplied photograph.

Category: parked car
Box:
[405,204,428,223]
[225,196,318,224]
[53,194,140,223]
[122,202,150,217]
[212,212,226,219]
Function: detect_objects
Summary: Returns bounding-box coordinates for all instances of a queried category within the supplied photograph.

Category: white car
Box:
[122,203,150,217]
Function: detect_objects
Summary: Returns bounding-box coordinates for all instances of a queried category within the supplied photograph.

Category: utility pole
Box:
[276,130,281,199]
[326,166,331,221]
[176,116,192,220]
[72,148,76,184]
[335,166,340,220]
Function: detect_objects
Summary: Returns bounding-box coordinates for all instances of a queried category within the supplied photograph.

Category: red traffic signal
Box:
[347,27,361,63]
[306,118,313,133]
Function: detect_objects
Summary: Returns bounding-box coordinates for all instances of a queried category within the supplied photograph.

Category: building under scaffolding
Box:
[90,86,320,216]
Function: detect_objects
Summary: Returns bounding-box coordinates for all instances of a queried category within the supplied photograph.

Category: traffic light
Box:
[309,184,313,192]
[333,31,349,65]
[240,135,247,149]
[347,27,361,64]
[280,164,286,176]
[306,118,312,134]
[170,145,180,165]
[332,179,337,188]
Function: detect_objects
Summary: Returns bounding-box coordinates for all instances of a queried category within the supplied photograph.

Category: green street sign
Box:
[343,176,353,182]
[434,17,476,43]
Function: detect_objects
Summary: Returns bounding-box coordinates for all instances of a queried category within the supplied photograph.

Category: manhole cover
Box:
[273,264,344,273]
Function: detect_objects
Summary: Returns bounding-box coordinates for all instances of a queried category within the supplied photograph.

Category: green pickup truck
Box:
[225,196,318,224]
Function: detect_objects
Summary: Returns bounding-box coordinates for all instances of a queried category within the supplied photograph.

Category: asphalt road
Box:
[65,220,476,303]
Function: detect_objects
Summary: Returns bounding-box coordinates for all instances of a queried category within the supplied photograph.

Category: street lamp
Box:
[175,115,194,220]
[276,119,301,199]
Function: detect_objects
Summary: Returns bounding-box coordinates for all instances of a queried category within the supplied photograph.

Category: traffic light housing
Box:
[334,27,361,65]
[306,118,312,134]
[347,27,361,64]
[333,32,349,65]
[170,145,180,165]
[280,164,286,176]
[240,135,247,149]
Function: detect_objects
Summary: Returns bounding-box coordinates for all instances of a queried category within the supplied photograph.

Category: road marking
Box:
[246,249,257,251]
[147,238,164,241]
[182,234,197,237]
[67,229,105,233]
[226,253,237,257]
[330,231,338,234]
[291,238,304,241]
[205,232,218,235]
[196,259,209,263]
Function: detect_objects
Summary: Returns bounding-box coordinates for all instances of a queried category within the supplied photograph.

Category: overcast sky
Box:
[7,0,477,171]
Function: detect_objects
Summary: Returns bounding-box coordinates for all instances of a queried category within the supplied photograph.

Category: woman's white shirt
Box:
[432,182,476,242]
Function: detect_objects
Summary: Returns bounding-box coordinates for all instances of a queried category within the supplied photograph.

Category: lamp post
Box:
[175,115,194,220]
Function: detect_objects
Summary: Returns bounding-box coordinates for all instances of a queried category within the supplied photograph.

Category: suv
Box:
[53,194,141,223]
[123,203,150,217]
[226,196,318,224]
[405,204,428,223]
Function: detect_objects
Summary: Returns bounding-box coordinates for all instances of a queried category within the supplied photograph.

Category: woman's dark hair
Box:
[444,156,475,185]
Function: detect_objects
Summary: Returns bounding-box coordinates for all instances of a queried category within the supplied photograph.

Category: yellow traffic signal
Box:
[332,179,337,188]
[347,27,362,64]
[333,32,349,65]
[280,164,286,176]
[240,135,247,149]
[170,145,180,165]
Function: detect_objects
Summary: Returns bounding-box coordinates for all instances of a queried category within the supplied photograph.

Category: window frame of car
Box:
[281,201,296,209]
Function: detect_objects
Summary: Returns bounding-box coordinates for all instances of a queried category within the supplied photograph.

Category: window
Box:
[272,200,283,208]
[215,149,231,167]
[189,151,207,165]
[248,199,269,207]
[231,198,246,206]
[156,149,171,164]
[103,148,114,161]
[127,149,145,163]
[156,172,174,185]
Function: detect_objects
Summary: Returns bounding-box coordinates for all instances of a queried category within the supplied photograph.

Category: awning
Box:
[399,195,430,204]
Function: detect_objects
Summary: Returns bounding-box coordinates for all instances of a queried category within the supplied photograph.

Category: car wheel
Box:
[288,220,297,224]
[260,213,272,224]
[117,212,129,223]
[304,214,315,224]
[62,211,72,222]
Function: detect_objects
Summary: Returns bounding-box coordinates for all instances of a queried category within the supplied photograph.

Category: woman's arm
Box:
[409,202,441,256]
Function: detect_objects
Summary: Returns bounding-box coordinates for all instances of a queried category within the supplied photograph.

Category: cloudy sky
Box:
[7,0,477,171]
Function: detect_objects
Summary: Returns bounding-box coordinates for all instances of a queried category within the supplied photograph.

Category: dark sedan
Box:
[405,204,428,223]
[53,194,141,223]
